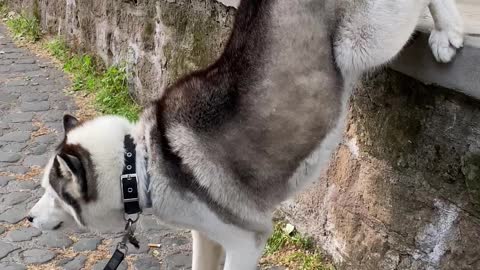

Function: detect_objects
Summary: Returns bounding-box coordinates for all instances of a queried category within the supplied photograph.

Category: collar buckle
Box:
[120,173,139,204]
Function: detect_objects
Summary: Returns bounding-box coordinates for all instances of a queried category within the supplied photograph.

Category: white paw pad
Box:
[428,29,464,63]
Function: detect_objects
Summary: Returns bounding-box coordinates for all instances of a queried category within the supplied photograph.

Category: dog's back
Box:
[149,0,343,228]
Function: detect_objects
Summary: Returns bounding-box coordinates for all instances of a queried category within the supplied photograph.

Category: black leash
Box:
[103,219,139,270]
[104,135,142,270]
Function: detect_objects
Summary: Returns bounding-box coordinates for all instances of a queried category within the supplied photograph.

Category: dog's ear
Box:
[63,114,80,133]
[56,154,86,198]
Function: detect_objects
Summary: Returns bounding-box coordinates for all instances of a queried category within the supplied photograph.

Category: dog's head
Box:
[28,115,134,232]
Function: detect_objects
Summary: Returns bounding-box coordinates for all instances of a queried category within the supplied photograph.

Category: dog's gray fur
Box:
[29,0,464,269]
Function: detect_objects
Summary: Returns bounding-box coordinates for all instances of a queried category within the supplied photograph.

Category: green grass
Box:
[265,222,314,255]
[43,38,141,121]
[262,222,335,270]
[5,13,41,42]
[0,2,7,17]
[96,65,141,121]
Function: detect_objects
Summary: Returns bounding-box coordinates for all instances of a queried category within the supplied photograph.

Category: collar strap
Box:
[121,135,141,215]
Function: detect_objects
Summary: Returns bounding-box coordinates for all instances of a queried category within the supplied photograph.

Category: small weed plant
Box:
[262,222,335,270]
[5,12,41,42]
[43,38,141,121]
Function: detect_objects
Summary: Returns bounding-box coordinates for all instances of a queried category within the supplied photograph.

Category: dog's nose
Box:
[26,216,34,222]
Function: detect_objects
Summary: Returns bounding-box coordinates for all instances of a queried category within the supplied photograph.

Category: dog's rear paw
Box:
[428,28,464,63]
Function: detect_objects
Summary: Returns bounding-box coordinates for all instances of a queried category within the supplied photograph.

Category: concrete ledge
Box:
[391,0,480,100]
[390,32,480,100]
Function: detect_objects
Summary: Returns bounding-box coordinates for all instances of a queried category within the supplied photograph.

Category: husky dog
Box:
[28,0,463,269]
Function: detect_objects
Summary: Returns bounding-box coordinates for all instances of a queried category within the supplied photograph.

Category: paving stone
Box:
[44,122,63,132]
[53,102,77,110]
[4,79,28,86]
[0,241,19,260]
[0,65,11,72]
[36,231,73,248]
[20,101,50,112]
[93,259,127,270]
[0,142,28,152]
[0,85,32,94]
[5,112,33,123]
[56,257,73,266]
[3,166,29,174]
[17,180,40,190]
[33,134,57,144]
[22,249,56,264]
[10,64,40,73]
[0,263,26,270]
[133,256,162,270]
[160,236,190,247]
[138,215,169,233]
[30,144,48,155]
[0,59,14,64]
[39,110,64,122]
[0,175,14,187]
[15,58,36,64]
[60,255,87,270]
[0,204,27,223]
[6,227,42,242]
[0,191,30,206]
[1,47,24,53]
[1,53,24,59]
[13,123,39,131]
[164,253,192,270]
[0,151,22,162]
[0,93,19,103]
[0,131,30,142]
[20,93,49,102]
[23,154,49,166]
[72,238,102,252]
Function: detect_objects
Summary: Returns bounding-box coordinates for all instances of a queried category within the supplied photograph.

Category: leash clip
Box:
[103,219,139,270]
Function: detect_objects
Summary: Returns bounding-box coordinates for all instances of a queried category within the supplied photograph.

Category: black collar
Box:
[121,135,142,215]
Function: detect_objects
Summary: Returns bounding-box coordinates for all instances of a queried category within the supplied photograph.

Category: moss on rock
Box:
[160,1,233,85]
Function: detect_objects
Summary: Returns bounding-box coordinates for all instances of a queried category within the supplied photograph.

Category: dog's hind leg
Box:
[428,0,464,63]
[220,229,268,270]
[192,230,224,270]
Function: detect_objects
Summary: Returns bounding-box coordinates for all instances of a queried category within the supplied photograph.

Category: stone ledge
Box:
[390,0,480,100]
[390,32,480,100]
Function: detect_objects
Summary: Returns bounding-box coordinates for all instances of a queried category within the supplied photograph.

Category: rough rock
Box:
[6,227,41,242]
[133,256,162,270]
[0,241,19,260]
[164,253,192,270]
[0,263,26,270]
[60,255,87,270]
[36,231,73,248]
[22,249,56,264]
[72,238,102,252]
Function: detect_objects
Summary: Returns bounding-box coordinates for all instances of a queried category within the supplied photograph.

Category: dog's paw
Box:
[428,28,464,63]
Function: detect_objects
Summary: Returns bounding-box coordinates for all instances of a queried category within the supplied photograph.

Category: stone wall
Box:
[283,70,480,269]
[7,0,235,104]
[5,0,480,269]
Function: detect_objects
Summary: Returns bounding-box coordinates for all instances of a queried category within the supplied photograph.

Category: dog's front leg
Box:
[192,230,224,270]
[428,0,464,63]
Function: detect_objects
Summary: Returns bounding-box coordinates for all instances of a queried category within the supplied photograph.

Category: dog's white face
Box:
[28,115,134,232]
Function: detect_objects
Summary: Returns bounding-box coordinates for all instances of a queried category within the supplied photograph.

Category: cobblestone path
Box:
[0,24,193,270]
